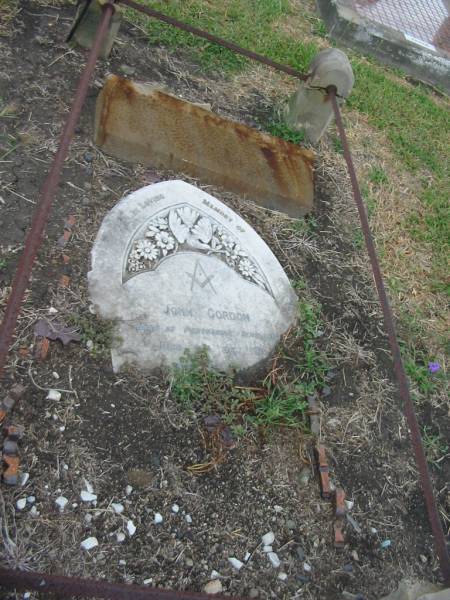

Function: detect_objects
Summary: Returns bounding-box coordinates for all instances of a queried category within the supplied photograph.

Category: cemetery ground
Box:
[0,1,449,599]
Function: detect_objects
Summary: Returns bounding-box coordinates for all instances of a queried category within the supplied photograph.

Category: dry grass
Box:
[0,0,19,37]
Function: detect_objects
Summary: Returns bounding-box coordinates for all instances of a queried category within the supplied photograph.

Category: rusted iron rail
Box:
[117,0,309,81]
[329,87,450,585]
[0,1,115,377]
[0,568,245,599]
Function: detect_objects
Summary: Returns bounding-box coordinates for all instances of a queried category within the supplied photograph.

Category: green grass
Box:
[422,426,449,467]
[69,313,115,358]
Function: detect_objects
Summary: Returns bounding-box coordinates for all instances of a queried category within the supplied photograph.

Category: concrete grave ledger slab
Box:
[88,181,297,372]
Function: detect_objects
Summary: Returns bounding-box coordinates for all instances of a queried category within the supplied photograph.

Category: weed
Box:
[422,426,448,467]
[246,382,308,428]
[265,118,305,145]
[331,135,343,154]
[69,313,115,358]
[0,258,7,270]
[296,300,328,386]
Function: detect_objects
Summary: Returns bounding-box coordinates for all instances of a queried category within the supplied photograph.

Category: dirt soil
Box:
[0,2,449,600]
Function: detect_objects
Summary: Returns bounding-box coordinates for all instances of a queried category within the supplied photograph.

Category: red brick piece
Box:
[335,487,346,518]
[2,455,19,485]
[334,521,345,549]
[316,444,331,500]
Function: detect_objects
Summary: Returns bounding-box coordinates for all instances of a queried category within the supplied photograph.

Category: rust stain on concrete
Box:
[95,75,315,217]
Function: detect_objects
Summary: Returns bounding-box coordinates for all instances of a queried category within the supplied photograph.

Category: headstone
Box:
[88,181,297,373]
[285,48,354,143]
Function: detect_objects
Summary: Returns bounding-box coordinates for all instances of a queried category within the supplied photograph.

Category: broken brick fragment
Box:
[2,455,20,485]
[316,444,331,500]
[335,487,346,518]
[334,520,345,549]
[35,336,50,361]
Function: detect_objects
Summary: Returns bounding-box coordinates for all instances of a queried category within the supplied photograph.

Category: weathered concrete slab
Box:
[88,180,298,373]
[94,75,315,218]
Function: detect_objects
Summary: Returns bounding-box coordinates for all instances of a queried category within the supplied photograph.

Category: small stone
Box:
[274,505,283,513]
[23,593,31,599]
[29,505,39,517]
[380,539,392,549]
[111,503,124,514]
[143,578,152,585]
[84,479,94,494]
[119,559,126,566]
[80,491,97,502]
[126,520,136,536]
[298,467,310,487]
[228,557,243,571]
[52,372,60,380]
[16,498,27,510]
[267,552,281,568]
[296,547,305,561]
[20,473,29,486]
[244,552,251,562]
[48,307,58,315]
[262,531,275,546]
[154,512,163,524]
[351,550,359,562]
[262,545,272,553]
[46,390,61,401]
[27,496,35,504]
[345,500,354,511]
[116,532,126,543]
[303,562,312,572]
[84,151,94,163]
[185,557,194,567]
[370,527,377,534]
[119,65,136,76]
[185,514,192,524]
[81,536,98,551]
[172,503,180,513]
[86,340,94,351]
[59,426,65,432]
[343,564,353,573]
[210,570,220,579]
[84,514,93,525]
[204,580,223,595]
[125,485,133,495]
[278,572,288,581]
[286,520,296,530]
[419,554,427,563]
[55,496,68,511]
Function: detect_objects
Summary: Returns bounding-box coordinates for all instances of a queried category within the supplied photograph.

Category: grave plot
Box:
[0,3,448,600]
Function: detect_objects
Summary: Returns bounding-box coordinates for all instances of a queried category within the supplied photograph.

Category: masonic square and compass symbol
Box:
[187,260,217,294]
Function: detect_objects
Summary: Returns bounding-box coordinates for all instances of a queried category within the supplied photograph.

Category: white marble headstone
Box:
[88,181,297,372]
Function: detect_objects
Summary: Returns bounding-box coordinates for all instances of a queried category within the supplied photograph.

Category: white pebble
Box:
[27,496,35,504]
[59,426,65,432]
[262,545,272,553]
[72,503,78,508]
[20,473,29,486]
[80,536,98,551]
[143,578,152,585]
[228,557,243,571]
[303,562,312,572]
[48,307,58,315]
[23,594,31,599]
[46,389,61,401]
[52,372,60,380]
[116,532,126,543]
[111,503,124,514]
[345,500,354,511]
[244,552,251,562]
[80,491,97,502]
[261,531,275,546]
[30,505,40,517]
[63,464,69,471]
[119,559,126,566]
[127,520,136,536]
[278,572,288,581]
[84,514,93,525]
[125,485,133,496]
[274,505,283,513]
[16,498,27,510]
[267,552,280,568]
[172,503,180,513]
[55,496,68,511]
[204,580,223,595]
[210,570,220,579]
[86,340,94,351]
[370,527,378,534]
[154,512,163,524]
[185,514,192,524]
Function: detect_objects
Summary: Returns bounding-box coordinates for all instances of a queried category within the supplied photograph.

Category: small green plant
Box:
[368,165,388,186]
[265,119,305,145]
[0,258,7,270]
[331,135,343,154]
[422,426,448,467]
[296,300,328,386]
[69,313,115,358]
[247,382,309,428]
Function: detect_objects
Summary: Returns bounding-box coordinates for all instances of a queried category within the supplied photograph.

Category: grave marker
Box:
[88,181,297,372]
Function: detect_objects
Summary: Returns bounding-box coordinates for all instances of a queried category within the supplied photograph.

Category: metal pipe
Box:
[329,86,450,585]
[117,0,309,81]
[0,569,245,600]
[0,1,115,376]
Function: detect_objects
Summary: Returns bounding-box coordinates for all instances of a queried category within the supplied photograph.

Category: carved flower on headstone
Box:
[155,231,176,254]
[134,240,159,261]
